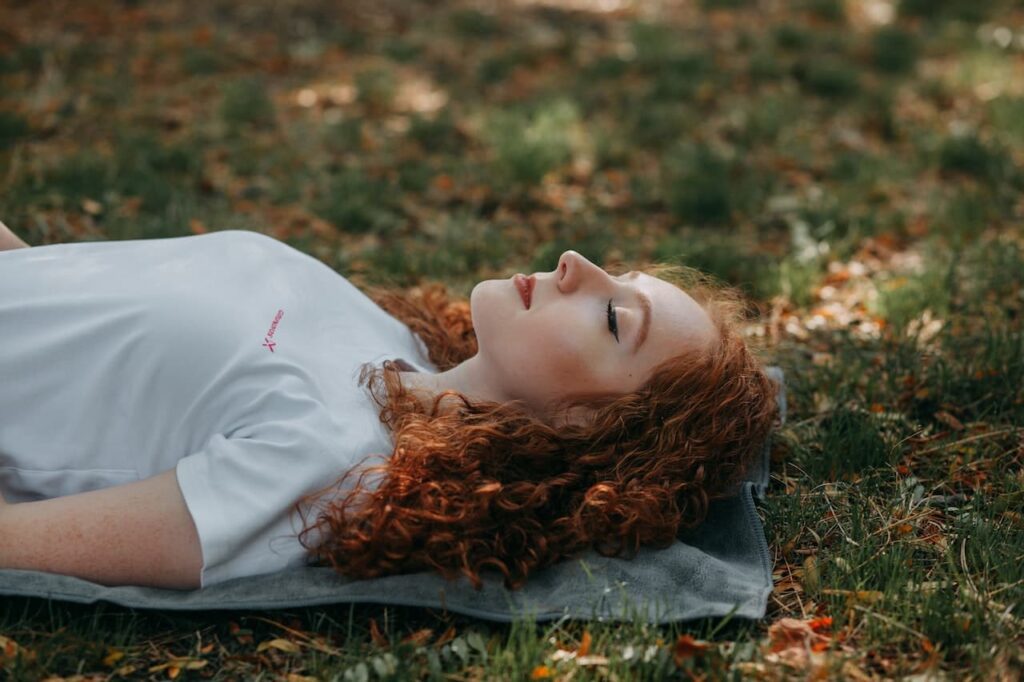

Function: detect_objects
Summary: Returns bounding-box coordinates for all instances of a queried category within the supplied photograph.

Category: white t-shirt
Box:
[0,230,436,587]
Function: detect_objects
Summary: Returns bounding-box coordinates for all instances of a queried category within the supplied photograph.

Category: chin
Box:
[469,279,514,352]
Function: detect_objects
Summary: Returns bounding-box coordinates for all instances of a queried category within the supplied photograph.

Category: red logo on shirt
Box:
[263,309,284,352]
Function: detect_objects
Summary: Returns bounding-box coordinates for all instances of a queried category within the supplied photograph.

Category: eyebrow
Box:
[633,289,652,354]
[617,272,651,354]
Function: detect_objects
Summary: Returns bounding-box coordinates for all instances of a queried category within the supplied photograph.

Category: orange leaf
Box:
[433,174,454,192]
[103,649,125,667]
[531,664,552,679]
[433,624,457,648]
[193,25,213,45]
[577,630,591,657]
[256,638,301,654]
[673,634,710,665]
[808,616,832,633]
[369,618,389,649]
[768,618,830,653]
[401,628,434,647]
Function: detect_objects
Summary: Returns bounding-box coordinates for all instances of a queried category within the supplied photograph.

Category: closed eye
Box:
[606,299,619,343]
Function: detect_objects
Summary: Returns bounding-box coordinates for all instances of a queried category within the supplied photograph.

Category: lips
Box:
[513,274,533,309]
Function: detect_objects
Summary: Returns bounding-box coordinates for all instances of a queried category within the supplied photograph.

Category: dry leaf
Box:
[673,634,710,665]
[433,624,457,648]
[803,555,820,593]
[256,638,302,654]
[530,664,553,678]
[767,617,830,653]
[369,618,389,649]
[577,630,591,657]
[0,635,35,663]
[400,628,435,647]
[102,648,125,666]
[81,198,103,215]
[820,589,884,604]
[934,411,965,431]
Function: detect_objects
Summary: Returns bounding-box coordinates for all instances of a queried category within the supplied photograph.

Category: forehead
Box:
[632,272,717,355]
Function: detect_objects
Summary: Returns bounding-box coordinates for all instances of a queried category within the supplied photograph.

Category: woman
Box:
[0,222,778,592]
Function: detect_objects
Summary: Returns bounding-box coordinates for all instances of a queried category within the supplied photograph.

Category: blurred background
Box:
[0,0,1022,332]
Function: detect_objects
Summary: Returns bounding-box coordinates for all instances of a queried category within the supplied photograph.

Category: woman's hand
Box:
[0,219,30,251]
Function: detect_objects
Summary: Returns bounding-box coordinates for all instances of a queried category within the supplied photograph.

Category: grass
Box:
[1,0,1022,678]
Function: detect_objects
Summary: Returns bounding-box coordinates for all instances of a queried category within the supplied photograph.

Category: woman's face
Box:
[470,250,718,418]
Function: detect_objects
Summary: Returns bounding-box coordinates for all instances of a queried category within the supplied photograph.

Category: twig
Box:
[914,426,1021,457]
[821,487,861,547]
[960,538,980,598]
[247,615,345,656]
[852,605,927,640]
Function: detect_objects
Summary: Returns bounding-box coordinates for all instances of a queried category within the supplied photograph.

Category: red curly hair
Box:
[293,264,779,590]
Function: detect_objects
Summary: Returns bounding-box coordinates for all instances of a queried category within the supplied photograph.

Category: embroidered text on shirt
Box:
[263,309,284,352]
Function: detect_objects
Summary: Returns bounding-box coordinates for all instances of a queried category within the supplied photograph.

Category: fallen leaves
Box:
[820,588,885,605]
[0,635,36,665]
[147,656,208,676]
[672,633,710,666]
[768,616,833,654]
[763,616,837,678]
[256,638,302,654]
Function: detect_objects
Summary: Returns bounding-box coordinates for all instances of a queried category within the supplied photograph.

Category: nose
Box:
[555,250,607,294]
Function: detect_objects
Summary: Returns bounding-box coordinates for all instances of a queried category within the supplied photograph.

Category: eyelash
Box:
[606,299,619,343]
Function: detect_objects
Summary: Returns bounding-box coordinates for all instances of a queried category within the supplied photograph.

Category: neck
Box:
[397,354,511,413]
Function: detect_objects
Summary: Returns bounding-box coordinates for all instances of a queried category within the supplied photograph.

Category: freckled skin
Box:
[469,250,717,416]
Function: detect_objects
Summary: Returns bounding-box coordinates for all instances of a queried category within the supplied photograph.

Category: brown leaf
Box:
[934,411,965,431]
[81,198,103,215]
[256,638,302,654]
[0,635,35,664]
[433,624,457,648]
[673,634,710,666]
[400,628,434,647]
[803,555,820,593]
[576,630,591,657]
[820,589,883,605]
[369,618,390,649]
[767,617,830,653]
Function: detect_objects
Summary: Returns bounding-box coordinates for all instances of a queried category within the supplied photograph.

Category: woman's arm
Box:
[0,469,203,590]
[0,219,30,251]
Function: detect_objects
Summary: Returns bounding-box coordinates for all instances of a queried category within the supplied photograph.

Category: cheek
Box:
[516,316,592,383]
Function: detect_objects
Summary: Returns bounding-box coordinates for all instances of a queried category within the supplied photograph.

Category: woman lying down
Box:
[0,221,778,591]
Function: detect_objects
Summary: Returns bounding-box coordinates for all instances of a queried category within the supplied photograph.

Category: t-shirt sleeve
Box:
[174,389,346,588]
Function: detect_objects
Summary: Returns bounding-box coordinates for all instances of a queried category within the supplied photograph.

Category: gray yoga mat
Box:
[0,367,785,624]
